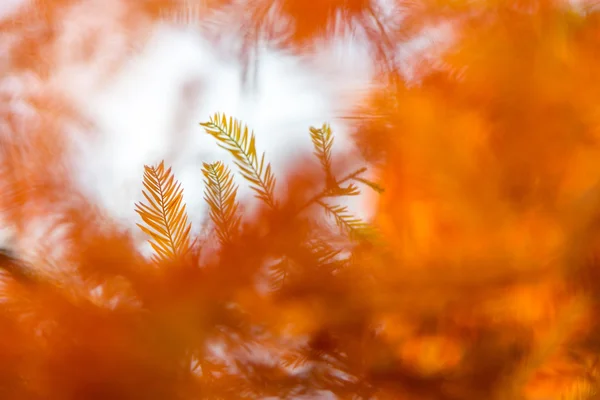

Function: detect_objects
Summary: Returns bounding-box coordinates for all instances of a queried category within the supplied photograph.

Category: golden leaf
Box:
[200,113,277,208]
[134,161,192,262]
[309,123,335,187]
[202,161,241,245]
[317,201,374,240]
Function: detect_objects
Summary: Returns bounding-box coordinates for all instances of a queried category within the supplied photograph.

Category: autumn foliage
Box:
[2,0,600,399]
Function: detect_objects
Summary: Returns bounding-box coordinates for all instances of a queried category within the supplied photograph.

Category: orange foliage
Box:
[2,0,600,399]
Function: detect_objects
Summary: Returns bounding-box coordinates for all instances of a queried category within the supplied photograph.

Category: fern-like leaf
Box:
[352,176,385,194]
[309,239,344,266]
[317,201,373,240]
[200,113,277,208]
[135,161,192,262]
[297,168,369,214]
[309,124,335,186]
[202,161,241,245]
[324,183,361,197]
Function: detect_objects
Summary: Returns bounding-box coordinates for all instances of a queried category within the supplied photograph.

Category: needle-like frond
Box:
[317,201,373,240]
[309,124,335,186]
[200,113,277,209]
[134,161,192,263]
[352,176,384,194]
[202,161,241,245]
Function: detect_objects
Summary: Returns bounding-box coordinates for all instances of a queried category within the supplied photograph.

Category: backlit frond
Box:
[309,239,344,266]
[134,161,192,262]
[352,176,384,194]
[297,168,370,214]
[309,124,335,186]
[202,161,241,245]
[317,201,373,240]
[325,184,361,197]
[201,113,277,208]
